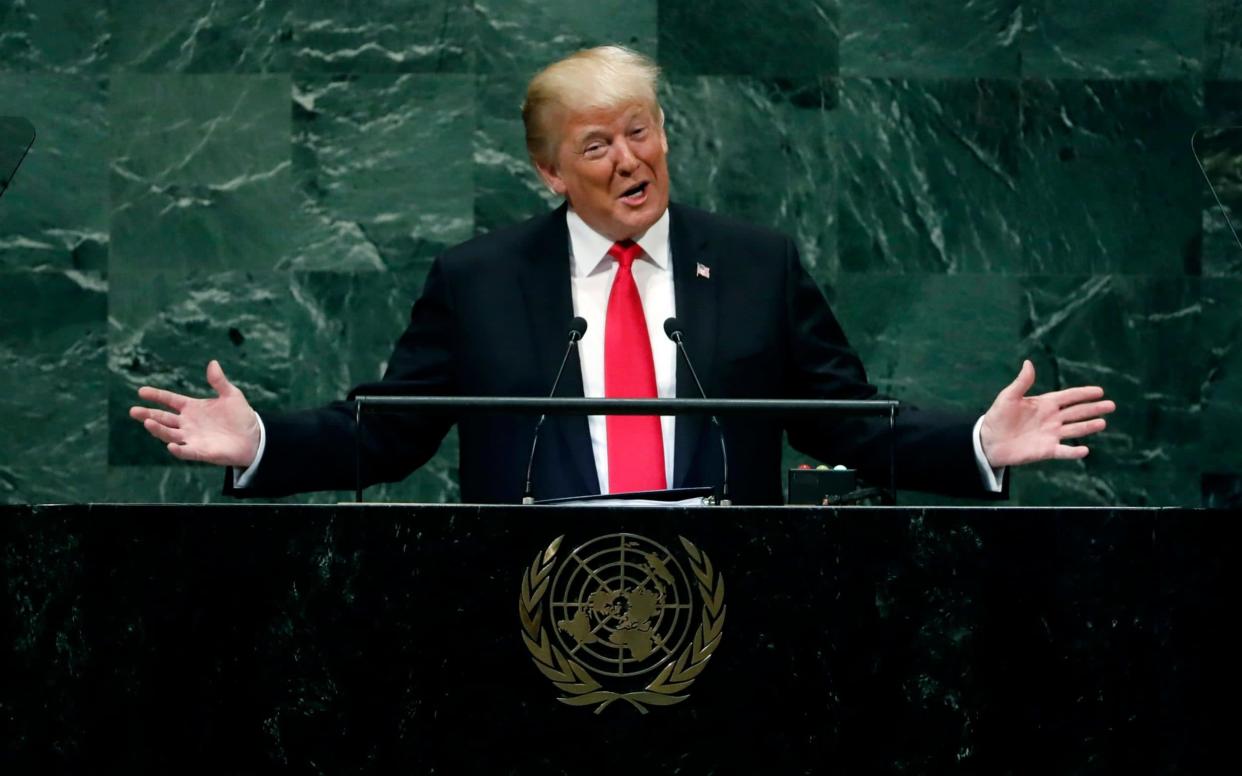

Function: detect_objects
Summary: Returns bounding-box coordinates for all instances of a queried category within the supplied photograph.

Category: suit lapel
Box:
[517,203,600,497]
[669,204,718,488]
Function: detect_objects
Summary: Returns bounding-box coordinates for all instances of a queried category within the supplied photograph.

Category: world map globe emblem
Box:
[549,533,696,678]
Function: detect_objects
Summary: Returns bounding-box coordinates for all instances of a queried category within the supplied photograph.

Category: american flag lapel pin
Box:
[696,262,711,279]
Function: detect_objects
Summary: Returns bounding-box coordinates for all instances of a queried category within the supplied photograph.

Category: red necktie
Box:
[605,240,667,493]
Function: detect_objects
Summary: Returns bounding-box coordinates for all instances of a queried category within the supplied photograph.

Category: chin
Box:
[622,206,664,234]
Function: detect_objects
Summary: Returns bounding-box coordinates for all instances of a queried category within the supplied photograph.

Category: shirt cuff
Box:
[972,415,1006,493]
[231,412,266,489]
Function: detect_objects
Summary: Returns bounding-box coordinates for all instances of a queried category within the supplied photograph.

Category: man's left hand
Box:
[980,359,1116,468]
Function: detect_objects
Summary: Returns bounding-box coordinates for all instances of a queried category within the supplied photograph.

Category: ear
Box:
[534,158,568,197]
[657,108,669,153]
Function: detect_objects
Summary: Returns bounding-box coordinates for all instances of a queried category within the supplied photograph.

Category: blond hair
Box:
[522,45,662,165]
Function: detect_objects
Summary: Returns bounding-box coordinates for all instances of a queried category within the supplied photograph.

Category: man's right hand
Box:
[129,360,261,468]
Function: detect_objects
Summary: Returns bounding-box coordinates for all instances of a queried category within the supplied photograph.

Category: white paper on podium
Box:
[548,494,712,507]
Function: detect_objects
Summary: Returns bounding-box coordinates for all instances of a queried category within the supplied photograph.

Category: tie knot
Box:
[608,240,644,268]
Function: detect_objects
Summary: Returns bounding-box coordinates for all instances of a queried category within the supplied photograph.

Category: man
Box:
[130,46,1114,504]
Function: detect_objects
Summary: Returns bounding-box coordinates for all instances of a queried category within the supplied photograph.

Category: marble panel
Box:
[0,269,107,504]
[1201,280,1241,472]
[836,78,1022,274]
[1020,79,1203,275]
[109,0,293,73]
[473,0,656,76]
[0,0,108,73]
[662,76,838,274]
[109,74,293,277]
[108,271,297,467]
[1015,276,1205,507]
[1201,82,1242,277]
[0,73,108,273]
[104,465,228,504]
[1206,0,1242,79]
[830,274,1021,410]
[472,73,561,235]
[288,74,474,273]
[839,0,1021,78]
[290,0,476,73]
[658,0,839,77]
[283,273,416,405]
[1023,1,1205,79]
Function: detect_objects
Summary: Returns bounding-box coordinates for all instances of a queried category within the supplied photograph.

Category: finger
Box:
[143,417,186,446]
[136,385,190,411]
[206,359,238,398]
[1000,359,1036,400]
[166,442,203,462]
[129,406,182,428]
[1060,418,1107,439]
[1054,444,1090,460]
[1043,385,1105,407]
[1059,400,1116,424]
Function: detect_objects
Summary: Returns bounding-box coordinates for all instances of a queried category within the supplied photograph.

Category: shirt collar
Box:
[567,207,671,278]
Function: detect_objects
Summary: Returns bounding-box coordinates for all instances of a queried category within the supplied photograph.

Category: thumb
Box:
[205,359,238,398]
[1000,359,1035,400]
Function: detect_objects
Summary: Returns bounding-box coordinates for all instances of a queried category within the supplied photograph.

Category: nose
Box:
[613,138,639,172]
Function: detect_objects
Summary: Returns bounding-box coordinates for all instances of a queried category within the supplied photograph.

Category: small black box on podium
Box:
[787,465,856,505]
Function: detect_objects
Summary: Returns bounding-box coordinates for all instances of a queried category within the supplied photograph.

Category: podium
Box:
[2,503,1237,772]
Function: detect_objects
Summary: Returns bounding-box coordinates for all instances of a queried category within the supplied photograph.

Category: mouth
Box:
[618,181,650,205]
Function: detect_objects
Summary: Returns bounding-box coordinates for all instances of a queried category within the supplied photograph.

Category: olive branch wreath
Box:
[519,535,726,715]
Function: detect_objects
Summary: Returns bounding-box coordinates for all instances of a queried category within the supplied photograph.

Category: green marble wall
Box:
[0,0,1238,506]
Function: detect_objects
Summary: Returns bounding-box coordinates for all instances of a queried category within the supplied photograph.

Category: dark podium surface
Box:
[2,504,1239,774]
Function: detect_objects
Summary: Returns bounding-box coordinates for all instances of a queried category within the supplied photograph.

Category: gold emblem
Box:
[519,533,726,714]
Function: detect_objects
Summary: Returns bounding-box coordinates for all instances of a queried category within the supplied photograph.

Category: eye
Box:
[582,141,607,159]
[630,126,648,139]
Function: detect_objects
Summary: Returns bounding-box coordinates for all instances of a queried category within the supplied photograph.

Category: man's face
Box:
[535,102,670,242]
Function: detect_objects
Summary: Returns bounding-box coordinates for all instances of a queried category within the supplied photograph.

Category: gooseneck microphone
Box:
[663,318,731,506]
[522,317,588,504]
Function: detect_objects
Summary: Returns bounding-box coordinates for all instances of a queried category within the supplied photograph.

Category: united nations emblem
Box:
[518,533,726,714]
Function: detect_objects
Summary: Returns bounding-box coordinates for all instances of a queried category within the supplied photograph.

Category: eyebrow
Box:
[575,128,609,145]
[575,118,648,146]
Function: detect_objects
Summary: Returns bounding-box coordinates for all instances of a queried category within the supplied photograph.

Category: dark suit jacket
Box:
[232,203,994,504]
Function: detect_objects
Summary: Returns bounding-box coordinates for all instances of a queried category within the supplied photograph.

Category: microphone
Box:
[522,317,588,504]
[663,318,731,506]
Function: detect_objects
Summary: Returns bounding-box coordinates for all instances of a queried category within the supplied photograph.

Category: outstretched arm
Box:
[129,359,261,468]
[980,360,1116,468]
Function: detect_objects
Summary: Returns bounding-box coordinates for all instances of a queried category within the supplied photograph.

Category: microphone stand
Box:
[523,319,588,504]
[664,319,731,506]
